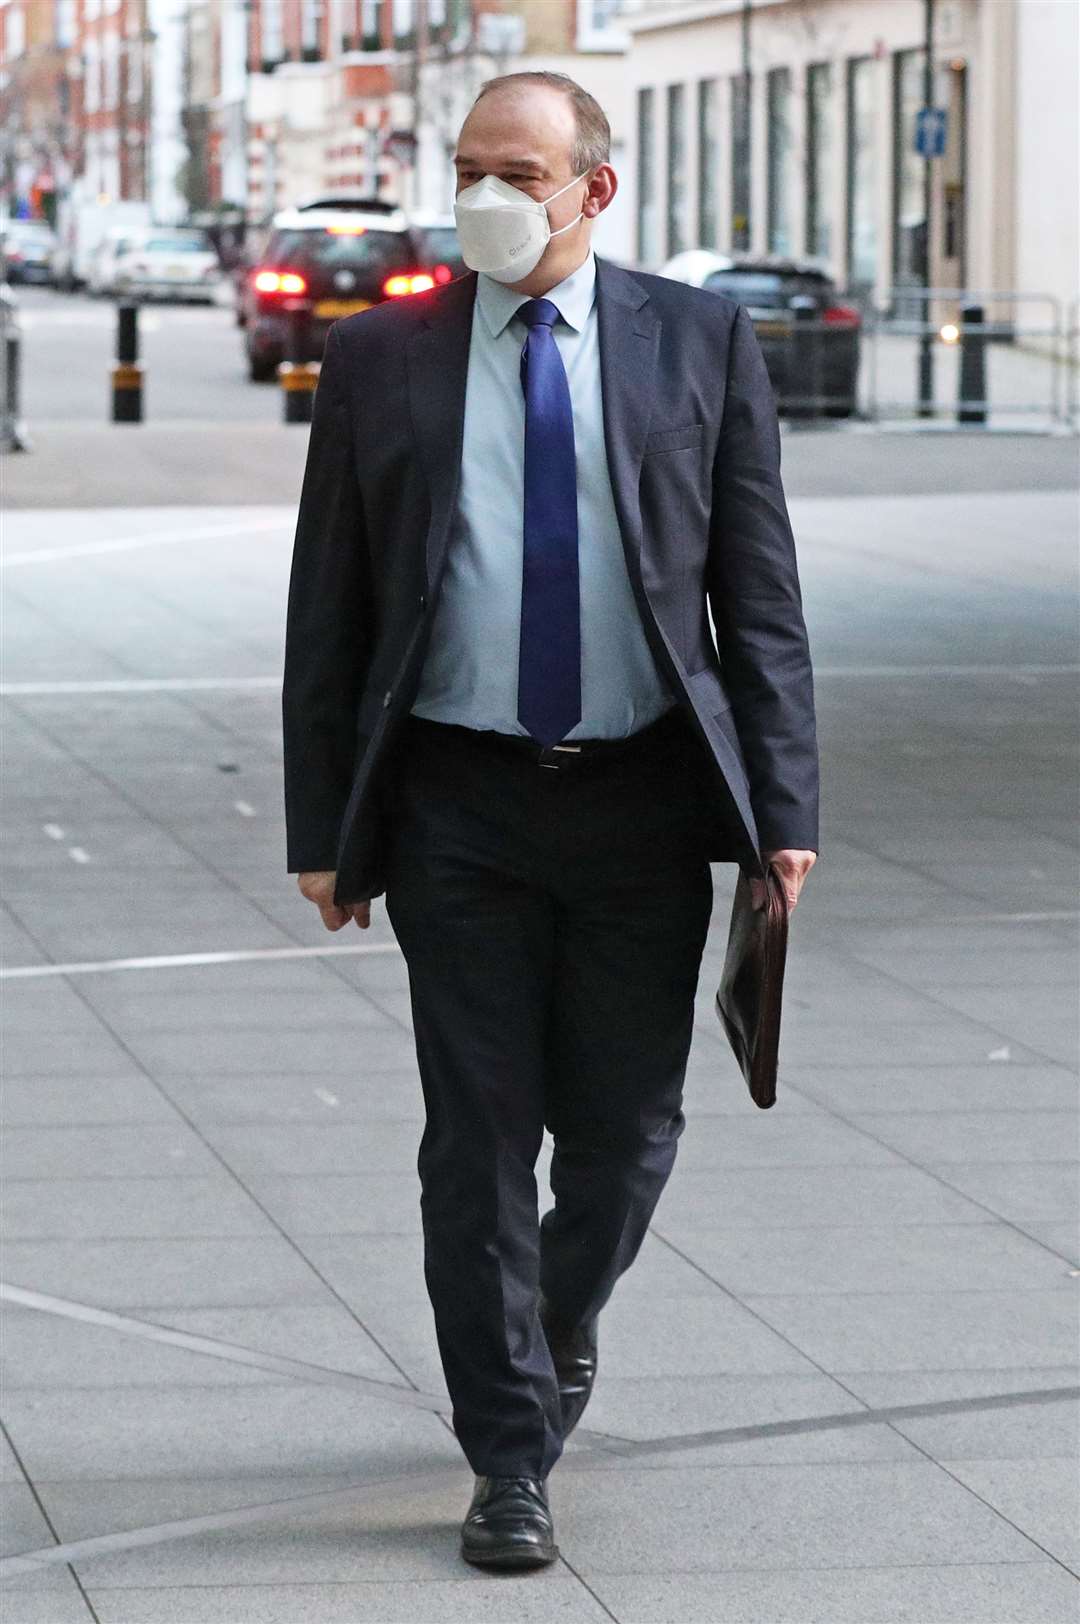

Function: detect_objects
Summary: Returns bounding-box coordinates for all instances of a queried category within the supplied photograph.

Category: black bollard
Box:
[957,302,987,425]
[279,304,318,424]
[111,301,144,422]
[1,288,30,452]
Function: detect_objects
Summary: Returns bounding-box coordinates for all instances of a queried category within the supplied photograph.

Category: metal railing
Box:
[861,288,1075,432]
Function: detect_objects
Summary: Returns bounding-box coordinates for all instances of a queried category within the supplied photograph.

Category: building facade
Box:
[0,0,187,226]
[624,0,1078,318]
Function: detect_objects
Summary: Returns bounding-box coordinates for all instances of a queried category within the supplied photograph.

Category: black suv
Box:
[702,259,862,417]
[240,203,464,381]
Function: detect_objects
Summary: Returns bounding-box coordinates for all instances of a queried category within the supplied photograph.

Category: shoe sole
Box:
[461,1542,559,1570]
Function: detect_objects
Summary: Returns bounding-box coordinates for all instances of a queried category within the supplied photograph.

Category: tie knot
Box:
[518,297,561,331]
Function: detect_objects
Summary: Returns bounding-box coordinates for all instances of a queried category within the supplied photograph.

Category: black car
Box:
[702,259,861,417]
[240,205,463,381]
[1,219,58,286]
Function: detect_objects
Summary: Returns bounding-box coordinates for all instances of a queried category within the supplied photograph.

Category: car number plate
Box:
[313,299,374,317]
[754,320,790,337]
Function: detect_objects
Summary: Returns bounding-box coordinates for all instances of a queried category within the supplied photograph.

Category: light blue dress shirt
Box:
[410,249,674,740]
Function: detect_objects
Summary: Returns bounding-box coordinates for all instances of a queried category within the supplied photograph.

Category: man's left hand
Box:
[750,849,816,913]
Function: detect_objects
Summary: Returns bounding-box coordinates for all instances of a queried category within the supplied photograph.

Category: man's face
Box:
[453,86,584,235]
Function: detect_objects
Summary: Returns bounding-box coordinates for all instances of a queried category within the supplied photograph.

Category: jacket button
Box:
[383,690,392,708]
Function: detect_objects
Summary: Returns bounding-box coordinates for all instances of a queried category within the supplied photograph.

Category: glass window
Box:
[361,0,382,48]
[766,67,793,254]
[892,48,926,287]
[301,0,321,53]
[697,78,719,249]
[143,235,212,253]
[268,228,409,272]
[666,83,687,257]
[730,71,751,251]
[261,0,284,63]
[846,56,879,292]
[806,62,832,259]
[636,86,658,266]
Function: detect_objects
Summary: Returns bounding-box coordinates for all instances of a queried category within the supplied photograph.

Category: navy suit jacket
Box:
[282,255,819,907]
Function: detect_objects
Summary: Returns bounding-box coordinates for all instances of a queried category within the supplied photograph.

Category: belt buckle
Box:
[538,743,583,771]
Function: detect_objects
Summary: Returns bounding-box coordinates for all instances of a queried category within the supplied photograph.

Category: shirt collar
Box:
[476,249,597,339]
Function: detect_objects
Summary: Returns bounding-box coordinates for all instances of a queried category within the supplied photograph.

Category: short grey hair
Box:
[471,71,611,174]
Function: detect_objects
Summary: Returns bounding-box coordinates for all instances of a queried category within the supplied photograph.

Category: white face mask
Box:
[453,170,589,283]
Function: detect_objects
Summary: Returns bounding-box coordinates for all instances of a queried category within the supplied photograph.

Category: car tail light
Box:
[822,304,861,328]
[383,272,436,298]
[253,269,307,295]
[433,263,453,285]
[326,223,368,235]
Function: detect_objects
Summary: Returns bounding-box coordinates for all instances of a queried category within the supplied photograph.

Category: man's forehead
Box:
[453,149,550,172]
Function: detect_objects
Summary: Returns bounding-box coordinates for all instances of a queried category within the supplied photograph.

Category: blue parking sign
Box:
[915,107,948,158]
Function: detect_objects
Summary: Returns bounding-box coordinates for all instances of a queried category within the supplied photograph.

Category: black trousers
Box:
[382,706,721,1479]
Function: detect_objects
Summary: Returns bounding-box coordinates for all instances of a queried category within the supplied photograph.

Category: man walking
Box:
[282,72,818,1569]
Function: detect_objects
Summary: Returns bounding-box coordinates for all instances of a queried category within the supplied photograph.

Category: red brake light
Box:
[253,269,307,295]
[823,304,860,328]
[383,272,436,298]
[433,263,453,285]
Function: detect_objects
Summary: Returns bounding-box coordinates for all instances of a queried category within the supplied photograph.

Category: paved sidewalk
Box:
[1,453,1077,1620]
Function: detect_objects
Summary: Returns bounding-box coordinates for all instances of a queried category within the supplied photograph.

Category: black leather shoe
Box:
[460,1475,558,1569]
[539,1294,599,1438]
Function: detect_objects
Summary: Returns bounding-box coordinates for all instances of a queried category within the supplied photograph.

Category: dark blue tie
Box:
[516,297,581,747]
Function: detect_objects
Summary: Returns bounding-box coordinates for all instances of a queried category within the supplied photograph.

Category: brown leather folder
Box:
[715,863,790,1109]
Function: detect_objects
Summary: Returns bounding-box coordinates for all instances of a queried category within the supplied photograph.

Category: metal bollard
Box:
[0,285,30,453]
[790,297,822,419]
[957,302,987,425]
[111,302,144,422]
[279,304,318,424]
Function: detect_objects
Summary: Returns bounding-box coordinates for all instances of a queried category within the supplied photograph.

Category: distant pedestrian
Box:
[282,71,818,1569]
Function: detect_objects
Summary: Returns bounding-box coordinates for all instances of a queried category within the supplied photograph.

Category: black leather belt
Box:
[404,705,687,770]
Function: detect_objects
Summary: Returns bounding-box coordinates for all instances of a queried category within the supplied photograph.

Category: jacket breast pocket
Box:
[643,422,704,456]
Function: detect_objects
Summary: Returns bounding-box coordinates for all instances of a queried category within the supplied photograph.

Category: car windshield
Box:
[703,269,832,304]
[143,236,210,253]
[413,226,463,268]
[267,228,409,272]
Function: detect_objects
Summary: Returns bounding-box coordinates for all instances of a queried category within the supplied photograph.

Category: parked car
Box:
[110,228,222,303]
[87,225,146,295]
[240,205,461,381]
[52,190,152,291]
[659,251,862,417]
[0,219,59,286]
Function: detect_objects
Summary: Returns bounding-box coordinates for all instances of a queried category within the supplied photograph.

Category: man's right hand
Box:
[297,871,370,931]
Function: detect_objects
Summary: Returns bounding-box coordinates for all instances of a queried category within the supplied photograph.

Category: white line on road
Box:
[812,663,1080,677]
[0,941,402,980]
[233,800,257,817]
[42,823,65,839]
[1,515,289,567]
[67,846,91,864]
[1,675,281,695]
[3,666,1076,700]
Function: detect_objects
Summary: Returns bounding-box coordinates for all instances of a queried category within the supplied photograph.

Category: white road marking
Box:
[1,676,281,695]
[42,823,65,840]
[0,941,403,980]
[67,846,91,864]
[3,667,1076,701]
[813,663,1080,677]
[234,800,256,817]
[1,515,288,567]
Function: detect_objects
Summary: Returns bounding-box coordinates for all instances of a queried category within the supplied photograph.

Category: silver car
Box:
[112,229,222,303]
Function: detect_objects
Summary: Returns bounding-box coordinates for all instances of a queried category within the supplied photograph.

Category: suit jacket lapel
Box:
[405,270,477,592]
[595,255,660,568]
[405,259,659,593]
